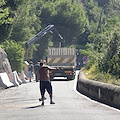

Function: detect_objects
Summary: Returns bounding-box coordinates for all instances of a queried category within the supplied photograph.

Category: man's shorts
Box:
[28,71,32,78]
[40,81,52,96]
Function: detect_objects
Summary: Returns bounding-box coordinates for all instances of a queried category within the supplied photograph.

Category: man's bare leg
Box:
[50,94,55,104]
[41,96,44,105]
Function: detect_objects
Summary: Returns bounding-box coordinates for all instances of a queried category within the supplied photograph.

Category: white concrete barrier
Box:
[21,71,27,83]
[77,70,120,109]
[0,72,14,89]
[14,71,22,85]
[12,71,19,86]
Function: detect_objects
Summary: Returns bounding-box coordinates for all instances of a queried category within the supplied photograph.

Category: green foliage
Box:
[32,0,88,62]
[54,1,87,34]
[1,40,25,72]
[0,1,12,25]
[81,0,103,33]
[108,54,120,77]
[40,1,55,25]
[99,31,120,75]
[0,0,13,42]
[39,0,87,47]
[0,0,120,83]
[33,34,52,63]
[10,0,39,42]
[8,0,42,62]
[80,10,120,81]
[79,43,98,69]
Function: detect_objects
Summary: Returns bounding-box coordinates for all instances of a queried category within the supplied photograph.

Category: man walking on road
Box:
[28,61,34,82]
[39,62,57,105]
[34,62,40,82]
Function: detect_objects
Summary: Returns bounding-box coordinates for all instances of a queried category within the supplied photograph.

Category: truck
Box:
[48,47,76,80]
[25,25,76,80]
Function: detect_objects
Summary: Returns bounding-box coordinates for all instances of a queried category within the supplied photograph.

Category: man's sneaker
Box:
[41,102,44,106]
[39,97,46,101]
[50,101,55,104]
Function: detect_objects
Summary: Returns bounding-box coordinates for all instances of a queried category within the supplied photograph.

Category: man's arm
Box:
[47,66,57,71]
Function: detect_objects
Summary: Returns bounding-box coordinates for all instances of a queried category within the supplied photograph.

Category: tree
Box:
[1,40,25,72]
[81,0,103,33]
[10,0,38,42]
[0,0,13,43]
[108,54,120,78]
[39,0,87,46]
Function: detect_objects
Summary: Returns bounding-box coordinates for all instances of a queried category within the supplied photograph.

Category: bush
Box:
[1,40,25,72]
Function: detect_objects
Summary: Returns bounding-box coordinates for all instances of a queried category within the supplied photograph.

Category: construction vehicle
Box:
[25,25,76,80]
[25,25,63,60]
[25,25,63,49]
[48,47,76,80]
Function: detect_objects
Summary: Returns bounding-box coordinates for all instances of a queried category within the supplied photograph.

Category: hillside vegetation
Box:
[0,0,120,85]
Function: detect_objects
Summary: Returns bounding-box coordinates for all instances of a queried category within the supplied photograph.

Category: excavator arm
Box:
[25,25,63,60]
[25,25,63,48]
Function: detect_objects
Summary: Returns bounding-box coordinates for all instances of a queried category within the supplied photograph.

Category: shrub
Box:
[1,40,25,72]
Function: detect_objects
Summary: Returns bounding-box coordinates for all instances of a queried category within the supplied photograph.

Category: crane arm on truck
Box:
[25,25,63,49]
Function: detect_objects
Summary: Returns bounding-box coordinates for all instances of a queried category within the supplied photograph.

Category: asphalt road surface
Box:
[0,71,120,120]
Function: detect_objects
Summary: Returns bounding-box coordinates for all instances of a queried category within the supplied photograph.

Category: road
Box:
[0,71,120,120]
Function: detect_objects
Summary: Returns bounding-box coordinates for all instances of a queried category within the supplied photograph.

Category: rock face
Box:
[0,47,13,81]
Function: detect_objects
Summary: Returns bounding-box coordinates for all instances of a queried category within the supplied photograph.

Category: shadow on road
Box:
[24,104,44,109]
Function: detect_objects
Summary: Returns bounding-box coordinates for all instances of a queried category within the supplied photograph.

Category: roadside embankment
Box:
[77,70,120,109]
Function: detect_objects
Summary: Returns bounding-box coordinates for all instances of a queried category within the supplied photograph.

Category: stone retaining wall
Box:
[77,70,120,109]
